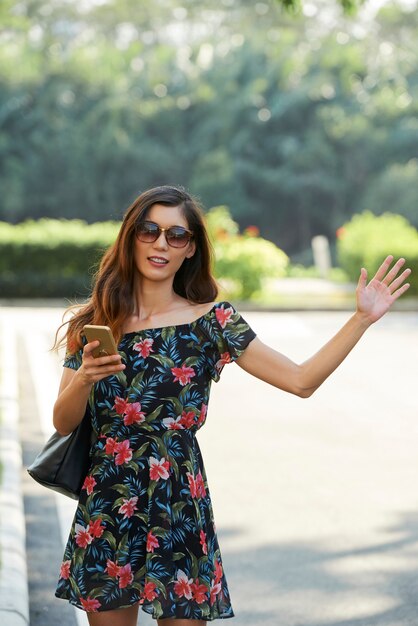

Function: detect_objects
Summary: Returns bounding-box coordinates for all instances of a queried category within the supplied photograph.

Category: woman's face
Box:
[133,203,196,284]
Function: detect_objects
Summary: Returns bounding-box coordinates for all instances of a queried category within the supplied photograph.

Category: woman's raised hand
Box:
[78,340,126,385]
[356,255,412,324]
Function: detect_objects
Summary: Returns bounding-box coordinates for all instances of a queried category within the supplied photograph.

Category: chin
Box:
[136,267,175,282]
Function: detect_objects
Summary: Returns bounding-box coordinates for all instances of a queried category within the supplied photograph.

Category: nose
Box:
[153,230,169,250]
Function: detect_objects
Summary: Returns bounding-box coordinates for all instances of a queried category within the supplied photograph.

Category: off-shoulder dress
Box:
[55,301,256,620]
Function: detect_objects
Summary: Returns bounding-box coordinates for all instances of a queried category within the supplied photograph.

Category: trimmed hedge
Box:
[0,211,289,300]
[0,219,120,298]
[3,211,414,300]
[336,211,418,295]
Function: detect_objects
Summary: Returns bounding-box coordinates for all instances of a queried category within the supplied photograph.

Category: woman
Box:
[52,185,411,626]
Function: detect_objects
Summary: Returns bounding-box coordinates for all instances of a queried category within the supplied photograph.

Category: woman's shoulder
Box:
[195,300,236,320]
[195,301,249,332]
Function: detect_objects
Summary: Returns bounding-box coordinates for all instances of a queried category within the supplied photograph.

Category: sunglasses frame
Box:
[135,220,194,248]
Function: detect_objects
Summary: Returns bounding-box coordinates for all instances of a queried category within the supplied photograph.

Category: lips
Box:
[148,256,169,265]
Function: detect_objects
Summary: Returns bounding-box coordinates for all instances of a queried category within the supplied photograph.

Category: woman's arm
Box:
[236,256,411,398]
[53,340,126,435]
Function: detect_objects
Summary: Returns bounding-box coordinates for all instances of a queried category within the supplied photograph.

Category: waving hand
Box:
[356,255,411,324]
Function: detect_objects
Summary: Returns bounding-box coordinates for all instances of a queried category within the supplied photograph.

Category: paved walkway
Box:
[1,306,418,625]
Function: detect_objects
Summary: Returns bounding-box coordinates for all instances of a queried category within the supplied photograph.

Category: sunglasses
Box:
[135,220,193,248]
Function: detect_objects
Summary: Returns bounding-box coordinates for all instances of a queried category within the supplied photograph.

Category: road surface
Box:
[3,306,417,626]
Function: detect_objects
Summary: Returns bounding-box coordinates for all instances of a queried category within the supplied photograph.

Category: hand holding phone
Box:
[82,325,118,358]
[75,325,125,386]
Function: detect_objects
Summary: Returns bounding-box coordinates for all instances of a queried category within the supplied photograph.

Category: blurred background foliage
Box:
[1,208,417,299]
[336,211,418,292]
[1,0,418,298]
[205,206,289,300]
[0,207,291,299]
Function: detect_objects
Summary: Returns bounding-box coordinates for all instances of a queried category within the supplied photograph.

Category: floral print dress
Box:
[55,302,256,620]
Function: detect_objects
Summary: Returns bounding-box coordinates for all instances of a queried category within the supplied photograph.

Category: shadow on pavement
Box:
[221,510,418,626]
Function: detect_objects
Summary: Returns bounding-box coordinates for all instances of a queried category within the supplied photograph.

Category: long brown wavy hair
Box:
[52,185,218,355]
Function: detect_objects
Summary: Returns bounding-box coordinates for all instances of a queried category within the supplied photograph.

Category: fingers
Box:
[357,267,367,289]
[387,267,412,294]
[83,340,100,358]
[83,341,121,364]
[373,255,396,282]
[373,255,412,287]
[391,281,411,301]
[381,257,407,285]
[82,341,126,383]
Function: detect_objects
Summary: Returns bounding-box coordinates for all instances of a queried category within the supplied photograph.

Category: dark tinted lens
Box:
[137,222,159,241]
[166,227,190,247]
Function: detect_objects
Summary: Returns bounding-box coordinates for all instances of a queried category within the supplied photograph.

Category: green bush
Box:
[0,219,120,298]
[0,212,288,301]
[206,206,288,300]
[336,211,418,295]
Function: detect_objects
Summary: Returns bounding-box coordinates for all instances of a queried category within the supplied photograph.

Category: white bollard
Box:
[311,235,331,279]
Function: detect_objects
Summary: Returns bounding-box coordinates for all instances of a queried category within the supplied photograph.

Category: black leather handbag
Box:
[27,409,95,500]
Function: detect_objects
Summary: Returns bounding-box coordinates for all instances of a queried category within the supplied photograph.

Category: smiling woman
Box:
[51,185,256,626]
[131,204,197,300]
[52,186,218,351]
[49,184,411,626]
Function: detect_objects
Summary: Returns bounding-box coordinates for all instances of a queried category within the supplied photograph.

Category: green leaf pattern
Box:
[56,302,256,619]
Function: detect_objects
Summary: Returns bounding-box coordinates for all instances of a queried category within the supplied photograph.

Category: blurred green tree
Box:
[1,0,417,260]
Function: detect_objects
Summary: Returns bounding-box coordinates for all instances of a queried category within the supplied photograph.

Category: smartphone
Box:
[82,325,118,358]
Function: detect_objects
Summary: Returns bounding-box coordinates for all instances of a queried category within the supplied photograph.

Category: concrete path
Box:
[2,306,418,626]
[0,317,29,626]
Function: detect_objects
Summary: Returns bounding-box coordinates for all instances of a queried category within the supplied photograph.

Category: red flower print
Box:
[119,496,138,519]
[88,518,105,538]
[186,471,206,498]
[216,351,231,372]
[214,558,223,583]
[186,472,197,498]
[82,475,96,495]
[179,410,195,428]
[105,437,118,455]
[59,560,71,580]
[199,530,207,555]
[75,523,93,548]
[143,581,158,601]
[146,531,160,553]
[215,305,233,328]
[171,363,196,386]
[118,563,133,589]
[105,559,121,578]
[133,338,154,358]
[197,403,207,426]
[123,402,146,426]
[80,596,101,612]
[191,578,208,604]
[174,569,193,600]
[210,579,222,605]
[114,439,133,465]
[114,396,129,415]
[149,456,170,481]
[196,471,207,497]
[162,416,184,430]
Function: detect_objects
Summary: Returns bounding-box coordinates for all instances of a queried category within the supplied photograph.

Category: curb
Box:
[0,321,29,626]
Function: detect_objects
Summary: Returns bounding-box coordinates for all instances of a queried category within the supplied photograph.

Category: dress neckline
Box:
[121,303,218,337]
